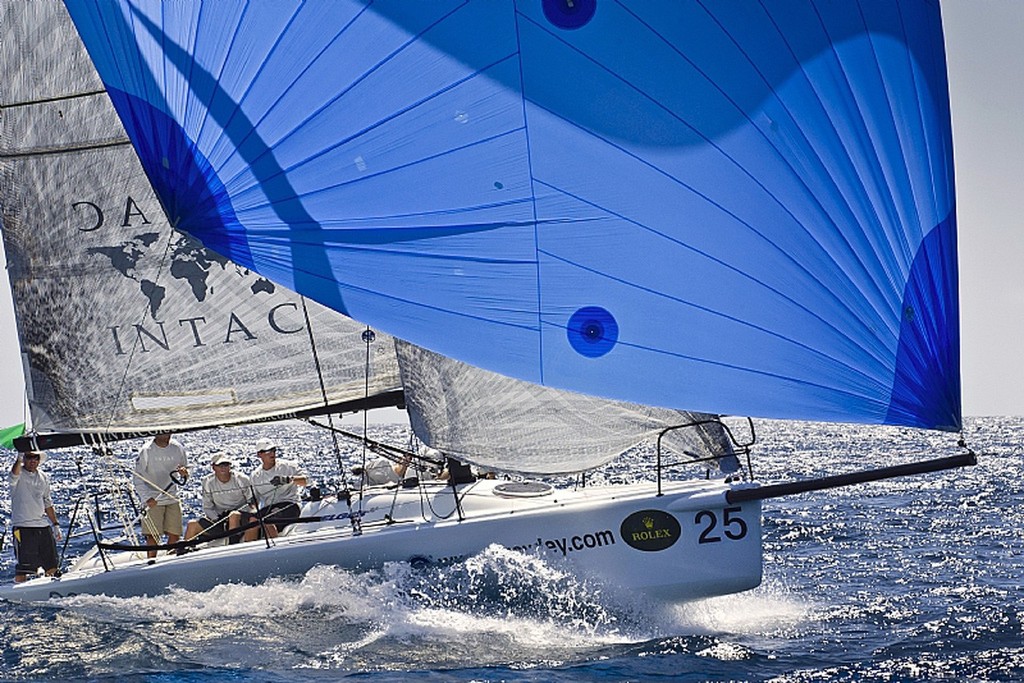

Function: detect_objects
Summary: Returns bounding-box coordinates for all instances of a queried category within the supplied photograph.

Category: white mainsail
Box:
[0,1,401,436]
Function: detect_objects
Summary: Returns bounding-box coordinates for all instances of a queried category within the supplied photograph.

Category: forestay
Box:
[64,1,960,431]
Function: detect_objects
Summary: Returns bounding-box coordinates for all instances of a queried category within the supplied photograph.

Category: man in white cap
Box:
[133,432,188,557]
[245,437,308,541]
[182,452,254,548]
[9,451,61,582]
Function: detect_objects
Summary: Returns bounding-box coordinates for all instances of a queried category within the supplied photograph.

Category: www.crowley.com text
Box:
[509,529,616,557]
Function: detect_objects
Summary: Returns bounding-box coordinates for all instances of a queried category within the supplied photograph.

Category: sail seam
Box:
[527,142,893,379]
[0,139,132,159]
[537,245,888,407]
[748,2,900,340]
[216,4,484,194]
[521,5,898,363]
[188,2,306,174]
[512,0,545,384]
[0,89,108,109]
[622,2,898,350]
[805,2,909,328]
[536,316,882,411]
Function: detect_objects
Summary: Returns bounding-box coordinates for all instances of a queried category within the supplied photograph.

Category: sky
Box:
[1,1,1023,429]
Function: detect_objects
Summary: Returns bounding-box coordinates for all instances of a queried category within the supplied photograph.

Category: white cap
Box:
[255,437,276,454]
[22,451,47,465]
[211,453,233,466]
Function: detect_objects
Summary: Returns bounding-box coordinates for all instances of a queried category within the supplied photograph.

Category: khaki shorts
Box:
[141,501,183,538]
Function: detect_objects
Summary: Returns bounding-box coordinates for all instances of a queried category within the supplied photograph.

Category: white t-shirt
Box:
[201,471,254,519]
[363,457,401,486]
[9,468,54,528]
[133,438,188,506]
[249,459,306,508]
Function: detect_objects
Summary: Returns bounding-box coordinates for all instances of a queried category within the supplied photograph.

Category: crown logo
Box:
[643,516,654,529]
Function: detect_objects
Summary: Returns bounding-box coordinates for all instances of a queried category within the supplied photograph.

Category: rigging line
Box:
[102,452,189,510]
[362,327,373,456]
[305,418,440,467]
[299,294,346,477]
[102,226,178,433]
[96,436,143,548]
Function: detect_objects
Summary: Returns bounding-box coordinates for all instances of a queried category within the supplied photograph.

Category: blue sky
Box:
[2,1,1023,429]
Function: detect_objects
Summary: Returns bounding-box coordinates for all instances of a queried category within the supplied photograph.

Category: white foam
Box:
[53,547,810,660]
[657,579,813,636]
[56,564,394,622]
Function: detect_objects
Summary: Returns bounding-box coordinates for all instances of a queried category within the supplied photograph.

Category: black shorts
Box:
[13,526,58,577]
[256,502,300,529]
[198,510,255,543]
[198,510,255,529]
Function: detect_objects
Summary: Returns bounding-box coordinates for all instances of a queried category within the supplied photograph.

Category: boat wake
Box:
[33,546,812,674]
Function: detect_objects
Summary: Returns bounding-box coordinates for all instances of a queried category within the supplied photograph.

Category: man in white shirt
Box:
[9,451,61,582]
[133,432,189,557]
[183,453,254,547]
[245,438,307,541]
[354,454,411,487]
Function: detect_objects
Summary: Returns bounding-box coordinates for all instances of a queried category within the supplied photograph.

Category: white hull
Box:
[0,478,762,603]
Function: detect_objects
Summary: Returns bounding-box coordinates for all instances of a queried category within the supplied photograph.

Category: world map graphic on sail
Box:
[87,232,276,316]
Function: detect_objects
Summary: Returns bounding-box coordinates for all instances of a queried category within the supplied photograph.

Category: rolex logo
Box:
[620,510,681,553]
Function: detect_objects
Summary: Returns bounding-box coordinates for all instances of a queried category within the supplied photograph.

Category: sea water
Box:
[0,417,1020,682]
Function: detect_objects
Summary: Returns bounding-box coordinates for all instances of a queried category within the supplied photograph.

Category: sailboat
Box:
[0,0,974,603]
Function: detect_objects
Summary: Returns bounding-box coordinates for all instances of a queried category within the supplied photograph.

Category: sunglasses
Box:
[24,454,41,460]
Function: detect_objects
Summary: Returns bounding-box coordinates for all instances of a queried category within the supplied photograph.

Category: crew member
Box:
[133,432,189,558]
[9,451,61,582]
[246,438,307,541]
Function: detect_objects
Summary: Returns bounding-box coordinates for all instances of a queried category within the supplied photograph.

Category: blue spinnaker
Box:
[65,0,960,430]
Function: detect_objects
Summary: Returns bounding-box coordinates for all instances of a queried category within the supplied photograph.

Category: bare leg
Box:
[144,534,158,559]
[184,521,202,542]
[226,512,241,544]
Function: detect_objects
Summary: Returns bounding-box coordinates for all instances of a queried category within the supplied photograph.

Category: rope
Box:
[304,420,441,470]
[299,296,347,477]
[100,512,361,552]
[98,437,143,548]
